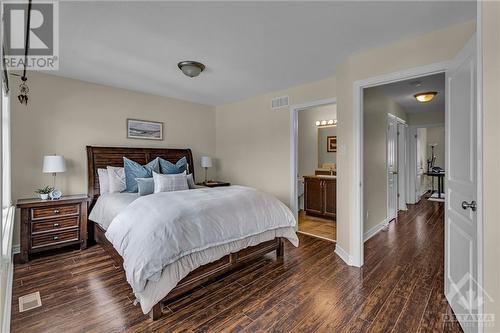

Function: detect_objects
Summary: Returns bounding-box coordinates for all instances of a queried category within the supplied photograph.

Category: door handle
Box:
[461,201,477,212]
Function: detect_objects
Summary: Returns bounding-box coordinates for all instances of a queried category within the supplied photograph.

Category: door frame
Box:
[289,97,337,224]
[397,120,408,212]
[407,122,445,204]
[386,113,406,221]
[353,60,449,267]
[352,37,483,332]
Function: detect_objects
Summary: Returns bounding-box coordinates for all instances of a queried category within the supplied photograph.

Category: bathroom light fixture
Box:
[315,119,337,127]
[414,91,437,103]
[178,61,205,78]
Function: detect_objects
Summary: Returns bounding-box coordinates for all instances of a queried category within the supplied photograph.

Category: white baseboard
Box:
[12,244,20,255]
[364,218,390,242]
[2,254,14,333]
[334,244,352,266]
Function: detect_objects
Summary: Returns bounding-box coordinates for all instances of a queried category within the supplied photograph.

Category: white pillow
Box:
[107,166,126,193]
[187,173,196,189]
[97,168,109,194]
[153,171,188,193]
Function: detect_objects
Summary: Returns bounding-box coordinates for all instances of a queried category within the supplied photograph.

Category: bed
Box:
[86,146,298,320]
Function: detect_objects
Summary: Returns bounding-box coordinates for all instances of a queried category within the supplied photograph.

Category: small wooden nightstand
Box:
[16,194,90,263]
[196,181,231,188]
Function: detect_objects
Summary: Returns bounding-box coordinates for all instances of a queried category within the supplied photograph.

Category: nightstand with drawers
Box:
[16,195,90,263]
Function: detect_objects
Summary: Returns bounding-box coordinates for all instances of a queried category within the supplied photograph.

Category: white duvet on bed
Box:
[105,185,298,306]
[136,227,295,314]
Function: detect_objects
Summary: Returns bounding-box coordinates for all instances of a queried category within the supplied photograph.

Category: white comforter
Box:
[105,185,298,297]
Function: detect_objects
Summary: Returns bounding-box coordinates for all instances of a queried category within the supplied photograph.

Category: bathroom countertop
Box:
[303,175,337,179]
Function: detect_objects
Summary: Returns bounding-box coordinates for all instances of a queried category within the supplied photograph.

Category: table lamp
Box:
[201,156,212,183]
[42,155,66,199]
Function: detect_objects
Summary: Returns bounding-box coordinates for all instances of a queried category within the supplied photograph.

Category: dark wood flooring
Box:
[11,199,462,332]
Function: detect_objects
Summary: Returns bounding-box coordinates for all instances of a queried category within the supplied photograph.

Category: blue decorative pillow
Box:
[159,157,188,174]
[124,157,159,193]
[136,177,155,196]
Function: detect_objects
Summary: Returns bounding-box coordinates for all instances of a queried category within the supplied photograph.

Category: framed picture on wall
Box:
[327,136,337,152]
[127,119,163,140]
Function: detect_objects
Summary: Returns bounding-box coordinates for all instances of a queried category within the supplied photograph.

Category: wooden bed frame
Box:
[86,146,284,320]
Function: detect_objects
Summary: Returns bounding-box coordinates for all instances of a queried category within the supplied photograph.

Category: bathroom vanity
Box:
[303,175,336,220]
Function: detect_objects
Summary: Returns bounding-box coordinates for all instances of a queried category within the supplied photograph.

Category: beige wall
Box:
[335,20,475,255]
[298,104,337,179]
[482,1,500,330]
[363,87,408,233]
[408,110,445,126]
[12,72,216,245]
[215,76,336,205]
[426,126,445,168]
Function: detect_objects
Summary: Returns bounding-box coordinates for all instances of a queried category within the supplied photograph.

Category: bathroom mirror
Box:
[317,126,337,169]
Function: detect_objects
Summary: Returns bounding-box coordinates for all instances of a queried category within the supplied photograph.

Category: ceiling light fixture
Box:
[178,61,205,78]
[414,91,437,103]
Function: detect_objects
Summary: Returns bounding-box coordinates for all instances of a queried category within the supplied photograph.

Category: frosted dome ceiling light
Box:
[178,61,205,78]
[414,91,437,103]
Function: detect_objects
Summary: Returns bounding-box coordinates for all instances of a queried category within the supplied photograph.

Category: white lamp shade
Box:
[201,156,212,168]
[42,155,66,173]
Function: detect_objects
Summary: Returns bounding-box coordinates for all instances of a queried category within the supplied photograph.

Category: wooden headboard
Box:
[86,146,194,207]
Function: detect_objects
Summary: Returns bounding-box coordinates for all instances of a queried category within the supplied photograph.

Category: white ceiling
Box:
[378,73,445,114]
[52,1,475,106]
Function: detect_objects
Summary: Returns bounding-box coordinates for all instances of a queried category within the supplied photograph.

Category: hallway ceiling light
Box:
[414,91,437,103]
[178,61,205,78]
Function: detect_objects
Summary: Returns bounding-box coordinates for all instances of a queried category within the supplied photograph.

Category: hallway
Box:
[353,198,460,332]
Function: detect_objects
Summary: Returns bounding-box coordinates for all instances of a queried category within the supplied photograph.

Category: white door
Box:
[387,114,398,221]
[397,122,407,211]
[415,128,427,202]
[445,36,479,333]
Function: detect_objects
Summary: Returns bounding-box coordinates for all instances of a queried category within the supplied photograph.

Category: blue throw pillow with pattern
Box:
[158,157,188,174]
[124,157,159,193]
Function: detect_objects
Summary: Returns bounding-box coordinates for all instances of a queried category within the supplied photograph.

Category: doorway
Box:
[290,99,337,242]
[364,73,445,235]
[354,36,482,332]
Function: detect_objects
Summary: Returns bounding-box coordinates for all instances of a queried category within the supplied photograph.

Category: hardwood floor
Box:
[298,210,336,241]
[11,199,462,332]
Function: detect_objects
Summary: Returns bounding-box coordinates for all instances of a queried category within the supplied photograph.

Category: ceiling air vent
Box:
[271,96,289,110]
